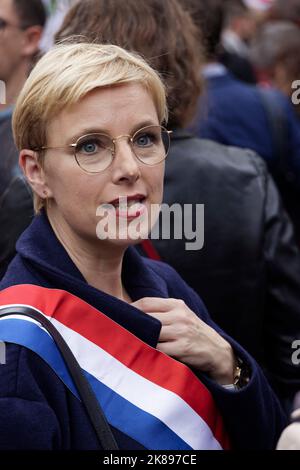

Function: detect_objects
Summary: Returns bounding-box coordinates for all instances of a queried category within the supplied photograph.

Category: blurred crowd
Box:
[1,0,300,449]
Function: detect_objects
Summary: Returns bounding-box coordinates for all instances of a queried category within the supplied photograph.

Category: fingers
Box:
[142,310,174,325]
[156,340,179,357]
[131,297,185,313]
[131,297,234,380]
[158,324,179,340]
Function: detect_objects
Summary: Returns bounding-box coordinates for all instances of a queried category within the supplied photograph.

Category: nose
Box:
[111,138,141,185]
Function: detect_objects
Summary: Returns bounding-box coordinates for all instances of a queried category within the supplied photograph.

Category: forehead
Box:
[79,83,157,115]
[46,82,160,143]
[0,0,17,20]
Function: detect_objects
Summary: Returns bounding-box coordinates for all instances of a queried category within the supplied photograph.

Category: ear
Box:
[19,149,52,199]
[21,26,43,58]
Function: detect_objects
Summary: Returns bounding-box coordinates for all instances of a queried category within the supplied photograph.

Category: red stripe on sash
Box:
[0,284,230,449]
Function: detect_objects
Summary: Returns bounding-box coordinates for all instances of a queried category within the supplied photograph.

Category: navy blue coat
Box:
[0,213,286,449]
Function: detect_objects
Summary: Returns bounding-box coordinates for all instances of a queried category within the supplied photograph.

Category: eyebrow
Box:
[66,120,159,145]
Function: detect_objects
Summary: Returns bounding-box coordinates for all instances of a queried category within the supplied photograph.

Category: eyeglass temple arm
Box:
[39,143,77,151]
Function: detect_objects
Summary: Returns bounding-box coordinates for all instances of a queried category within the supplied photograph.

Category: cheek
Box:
[145,165,165,202]
[45,164,101,209]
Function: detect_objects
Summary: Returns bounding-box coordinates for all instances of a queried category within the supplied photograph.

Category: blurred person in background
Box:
[0,0,46,278]
[40,0,74,52]
[267,0,300,25]
[0,0,45,111]
[276,392,300,449]
[243,0,275,19]
[250,21,300,118]
[220,0,257,83]
[56,0,300,411]
[179,0,300,239]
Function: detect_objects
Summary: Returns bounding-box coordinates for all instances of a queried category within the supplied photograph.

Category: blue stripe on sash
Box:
[0,318,192,450]
[0,318,78,396]
[86,372,191,450]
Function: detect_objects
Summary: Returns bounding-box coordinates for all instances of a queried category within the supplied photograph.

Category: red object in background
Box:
[141,240,161,261]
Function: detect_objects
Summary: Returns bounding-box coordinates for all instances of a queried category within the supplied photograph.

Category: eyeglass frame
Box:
[35,124,173,174]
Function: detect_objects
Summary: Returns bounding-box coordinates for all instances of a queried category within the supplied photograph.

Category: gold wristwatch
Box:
[223,357,250,391]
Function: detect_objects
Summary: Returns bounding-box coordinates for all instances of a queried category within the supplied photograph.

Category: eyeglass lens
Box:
[74,125,170,173]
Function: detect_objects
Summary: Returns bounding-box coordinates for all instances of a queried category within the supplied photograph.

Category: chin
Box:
[95,210,155,246]
[95,235,148,252]
[103,228,150,246]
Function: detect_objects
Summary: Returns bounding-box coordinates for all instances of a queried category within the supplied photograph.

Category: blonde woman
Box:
[0,43,285,450]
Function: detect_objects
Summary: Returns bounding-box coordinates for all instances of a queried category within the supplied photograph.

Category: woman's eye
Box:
[77,138,103,154]
[135,133,154,147]
[84,142,97,153]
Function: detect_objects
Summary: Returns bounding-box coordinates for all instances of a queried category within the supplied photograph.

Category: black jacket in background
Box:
[219,49,257,84]
[146,130,300,406]
[0,113,34,278]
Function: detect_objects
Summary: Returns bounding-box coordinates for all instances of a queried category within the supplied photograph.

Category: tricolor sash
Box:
[0,284,230,450]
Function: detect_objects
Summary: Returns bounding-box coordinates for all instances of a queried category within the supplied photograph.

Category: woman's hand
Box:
[131,297,236,386]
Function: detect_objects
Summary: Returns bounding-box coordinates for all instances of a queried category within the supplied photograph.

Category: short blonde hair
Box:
[12,42,168,212]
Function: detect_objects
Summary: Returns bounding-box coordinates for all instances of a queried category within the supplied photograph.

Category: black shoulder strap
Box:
[258,88,292,183]
[0,305,119,450]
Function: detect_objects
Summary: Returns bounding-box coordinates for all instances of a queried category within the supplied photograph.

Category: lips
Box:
[105,194,147,219]
[108,194,146,208]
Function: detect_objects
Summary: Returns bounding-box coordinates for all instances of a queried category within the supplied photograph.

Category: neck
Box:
[0,61,30,111]
[47,210,130,302]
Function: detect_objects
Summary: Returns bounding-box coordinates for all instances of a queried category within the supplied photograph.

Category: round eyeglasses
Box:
[38,125,172,174]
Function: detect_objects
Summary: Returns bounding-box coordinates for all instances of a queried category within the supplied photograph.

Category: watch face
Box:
[233,366,242,386]
[235,357,251,389]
